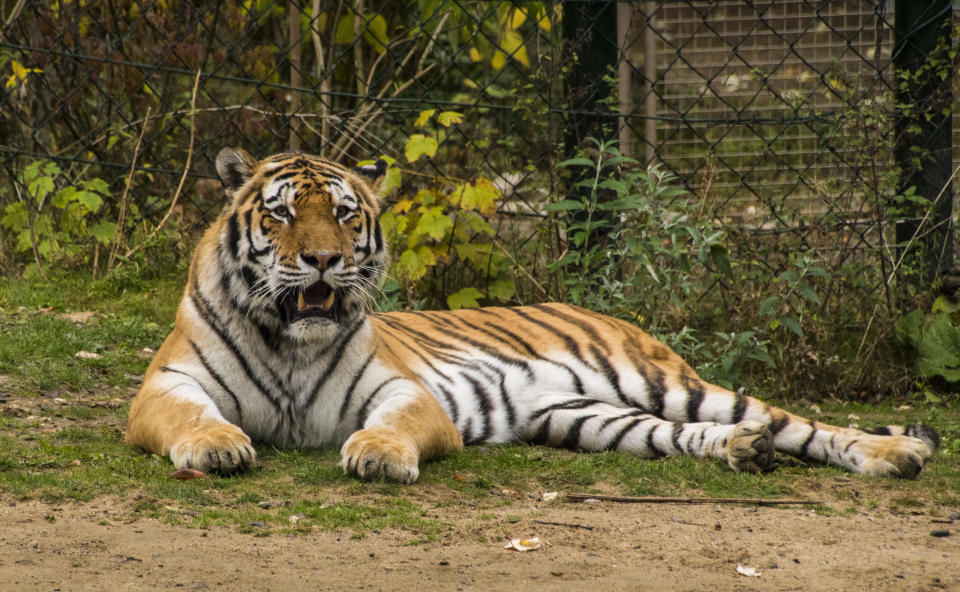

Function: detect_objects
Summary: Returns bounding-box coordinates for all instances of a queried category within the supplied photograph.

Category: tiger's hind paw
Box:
[170,422,256,474]
[855,435,932,479]
[726,420,776,473]
[339,427,420,484]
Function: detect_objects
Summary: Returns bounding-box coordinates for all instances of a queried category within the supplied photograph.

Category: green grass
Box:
[0,268,958,538]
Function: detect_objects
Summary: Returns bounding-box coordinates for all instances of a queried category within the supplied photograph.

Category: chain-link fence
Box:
[1,0,957,276]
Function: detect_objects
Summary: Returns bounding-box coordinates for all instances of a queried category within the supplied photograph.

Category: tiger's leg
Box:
[126,369,256,474]
[339,389,463,483]
[523,397,776,472]
[671,382,936,478]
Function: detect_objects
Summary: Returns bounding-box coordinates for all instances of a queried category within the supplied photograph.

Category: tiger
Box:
[125,148,939,483]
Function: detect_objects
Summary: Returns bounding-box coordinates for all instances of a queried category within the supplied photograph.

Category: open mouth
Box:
[278,280,340,324]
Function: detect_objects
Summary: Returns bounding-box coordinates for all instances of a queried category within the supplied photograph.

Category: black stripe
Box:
[462,417,476,445]
[646,424,667,458]
[226,212,241,260]
[731,390,748,423]
[374,320,456,382]
[681,370,705,421]
[463,373,494,441]
[187,286,285,410]
[186,340,244,424]
[671,423,683,452]
[561,415,596,450]
[768,411,789,435]
[305,319,365,407]
[606,417,643,450]
[355,377,406,431]
[530,414,552,445]
[531,303,611,357]
[589,343,630,405]
[529,398,601,422]
[506,307,593,366]
[623,338,663,415]
[337,350,376,422]
[799,420,818,458]
[434,383,460,424]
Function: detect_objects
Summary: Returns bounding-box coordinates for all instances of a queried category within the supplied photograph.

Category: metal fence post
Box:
[894,0,955,282]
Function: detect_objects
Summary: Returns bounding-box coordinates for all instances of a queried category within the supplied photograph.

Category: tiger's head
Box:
[212,148,387,342]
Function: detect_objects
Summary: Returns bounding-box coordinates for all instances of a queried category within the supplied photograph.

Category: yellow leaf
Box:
[492,50,506,71]
[436,111,463,127]
[500,31,530,68]
[404,134,438,163]
[537,8,551,31]
[507,7,527,29]
[392,198,414,214]
[469,46,482,62]
[363,14,388,54]
[414,109,436,127]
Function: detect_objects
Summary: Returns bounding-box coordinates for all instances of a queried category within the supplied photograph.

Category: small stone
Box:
[930,529,950,538]
[248,521,267,528]
[950,511,960,521]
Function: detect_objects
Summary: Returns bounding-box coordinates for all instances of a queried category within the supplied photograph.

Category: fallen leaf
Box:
[736,565,761,577]
[170,467,212,483]
[59,311,97,323]
[74,351,102,360]
[504,537,545,552]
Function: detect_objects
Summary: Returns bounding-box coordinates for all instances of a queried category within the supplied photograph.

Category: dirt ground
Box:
[1,488,957,592]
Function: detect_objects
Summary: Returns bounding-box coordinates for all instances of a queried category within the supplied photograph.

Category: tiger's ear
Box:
[215,148,258,192]
[353,159,387,189]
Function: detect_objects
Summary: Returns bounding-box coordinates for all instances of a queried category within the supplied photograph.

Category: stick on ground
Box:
[566,493,820,506]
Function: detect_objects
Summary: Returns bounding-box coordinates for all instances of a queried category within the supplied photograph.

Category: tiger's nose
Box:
[300,251,339,270]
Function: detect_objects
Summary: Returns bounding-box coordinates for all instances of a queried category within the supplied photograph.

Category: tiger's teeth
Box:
[298,291,306,311]
[322,290,335,311]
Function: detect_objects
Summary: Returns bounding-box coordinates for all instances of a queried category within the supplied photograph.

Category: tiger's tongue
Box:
[297,281,334,312]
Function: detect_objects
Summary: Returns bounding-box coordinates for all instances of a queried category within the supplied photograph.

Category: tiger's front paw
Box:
[726,420,775,473]
[339,427,419,484]
[170,422,256,474]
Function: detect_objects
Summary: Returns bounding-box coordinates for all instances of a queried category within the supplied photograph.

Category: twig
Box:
[13,181,47,279]
[122,69,201,263]
[565,493,820,506]
[492,237,548,297]
[107,105,152,273]
[532,519,594,531]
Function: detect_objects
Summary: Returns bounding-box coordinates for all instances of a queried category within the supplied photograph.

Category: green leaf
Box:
[404,134,438,163]
[557,157,595,168]
[796,285,820,305]
[414,207,453,241]
[709,244,732,278]
[488,277,515,301]
[399,248,426,280]
[51,186,76,209]
[75,191,103,213]
[1,202,27,230]
[544,199,584,212]
[90,220,117,245]
[776,316,803,337]
[28,175,55,202]
[447,287,483,310]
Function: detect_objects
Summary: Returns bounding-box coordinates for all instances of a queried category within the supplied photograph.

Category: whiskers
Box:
[339,263,386,314]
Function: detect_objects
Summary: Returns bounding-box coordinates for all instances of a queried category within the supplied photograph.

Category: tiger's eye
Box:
[335,205,352,219]
[273,205,290,219]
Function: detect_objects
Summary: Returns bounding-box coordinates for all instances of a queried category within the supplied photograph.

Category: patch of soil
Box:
[1,492,956,591]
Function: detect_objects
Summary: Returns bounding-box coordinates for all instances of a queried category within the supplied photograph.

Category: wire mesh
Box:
[0,0,956,272]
